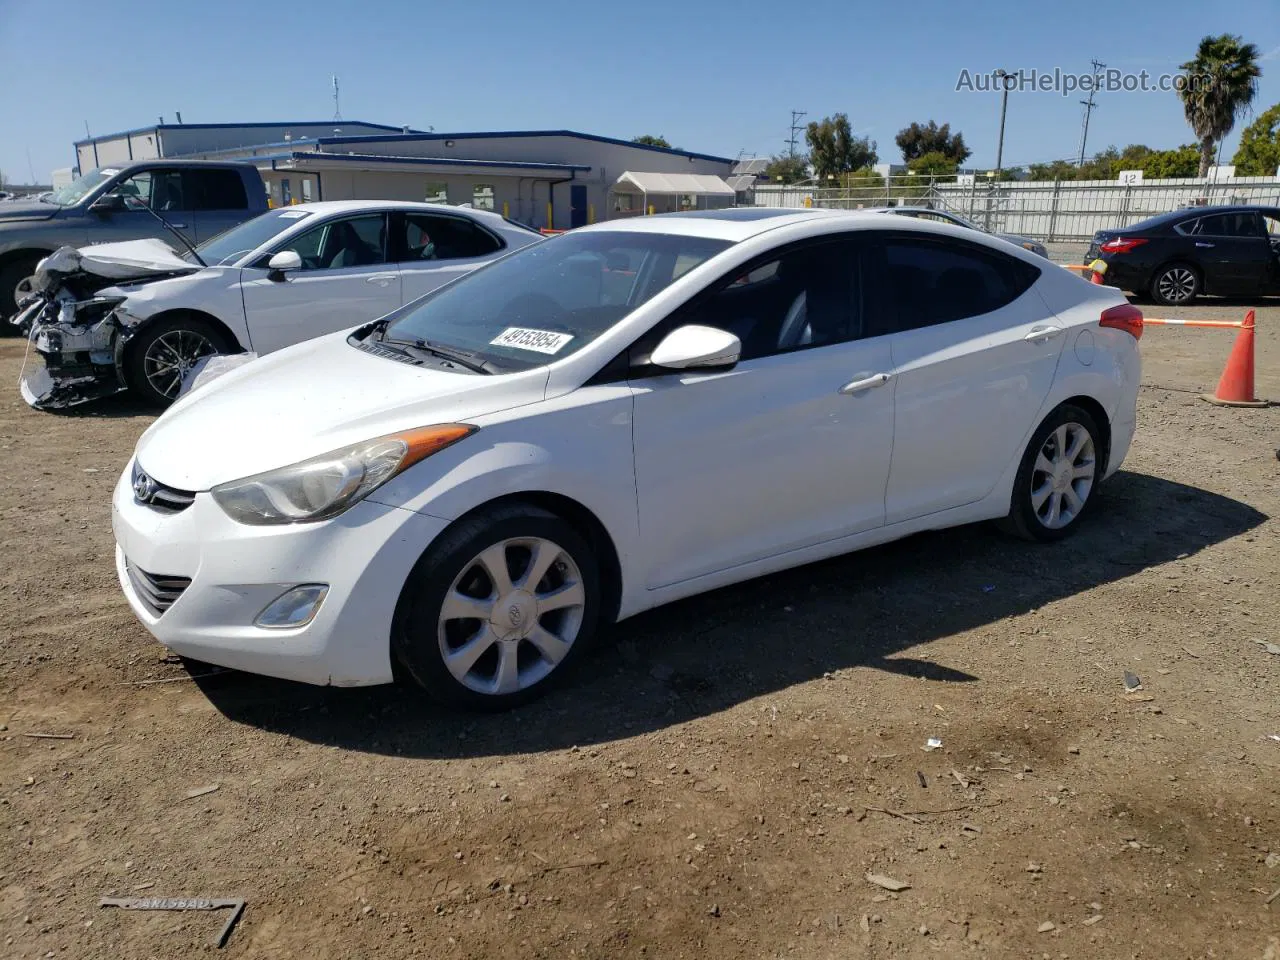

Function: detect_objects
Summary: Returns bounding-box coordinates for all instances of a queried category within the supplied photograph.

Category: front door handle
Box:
[1195,241,1215,248]
[365,273,397,285]
[839,372,892,395]
[1024,325,1064,343]
[167,222,187,230]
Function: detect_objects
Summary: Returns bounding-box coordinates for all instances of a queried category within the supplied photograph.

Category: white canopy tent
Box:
[610,171,736,216]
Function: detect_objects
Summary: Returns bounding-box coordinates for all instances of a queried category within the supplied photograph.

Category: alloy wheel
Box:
[143,329,217,399]
[437,537,586,696]
[1029,422,1096,530]
[1156,266,1196,304]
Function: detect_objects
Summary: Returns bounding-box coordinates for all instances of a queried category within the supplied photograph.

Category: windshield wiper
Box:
[385,337,495,375]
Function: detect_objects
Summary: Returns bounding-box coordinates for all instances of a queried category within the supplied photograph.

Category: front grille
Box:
[132,461,196,513]
[125,561,191,617]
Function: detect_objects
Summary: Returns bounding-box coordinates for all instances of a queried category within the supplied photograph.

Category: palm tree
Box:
[1179,34,1262,177]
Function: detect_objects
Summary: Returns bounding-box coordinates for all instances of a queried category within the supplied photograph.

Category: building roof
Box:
[74,120,420,147]
[260,151,590,175]
[308,129,735,164]
[614,171,736,196]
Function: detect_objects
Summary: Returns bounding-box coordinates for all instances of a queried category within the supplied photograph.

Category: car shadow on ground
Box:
[195,471,1266,758]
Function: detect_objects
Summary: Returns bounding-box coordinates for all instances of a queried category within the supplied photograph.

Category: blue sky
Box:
[1,0,1278,183]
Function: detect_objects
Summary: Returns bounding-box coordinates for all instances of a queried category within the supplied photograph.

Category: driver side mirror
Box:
[90,193,127,215]
[650,324,741,370]
[267,250,302,281]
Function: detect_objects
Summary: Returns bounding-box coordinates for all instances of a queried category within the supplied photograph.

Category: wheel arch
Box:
[0,247,53,272]
[122,308,246,357]
[472,491,621,627]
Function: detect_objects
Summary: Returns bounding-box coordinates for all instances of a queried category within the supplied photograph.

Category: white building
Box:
[74,122,737,229]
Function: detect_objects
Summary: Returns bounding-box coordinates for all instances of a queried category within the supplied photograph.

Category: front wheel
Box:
[1150,263,1200,306]
[1000,405,1104,542]
[393,503,601,710]
[123,316,231,407]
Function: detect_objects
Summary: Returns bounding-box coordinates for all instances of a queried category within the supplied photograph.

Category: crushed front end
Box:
[11,245,183,410]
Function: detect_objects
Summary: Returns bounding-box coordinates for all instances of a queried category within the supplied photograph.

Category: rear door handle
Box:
[838,372,892,395]
[365,273,397,285]
[1024,325,1064,343]
[1195,241,1215,248]
[167,222,187,229]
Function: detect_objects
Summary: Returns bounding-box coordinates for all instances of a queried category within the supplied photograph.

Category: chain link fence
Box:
[752,175,1280,242]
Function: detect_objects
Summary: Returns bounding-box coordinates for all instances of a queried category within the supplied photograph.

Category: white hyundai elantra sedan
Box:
[112,209,1142,709]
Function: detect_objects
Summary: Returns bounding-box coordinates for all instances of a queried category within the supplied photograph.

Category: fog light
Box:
[255,584,328,628]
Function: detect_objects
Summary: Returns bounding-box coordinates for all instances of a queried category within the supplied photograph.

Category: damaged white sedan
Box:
[14,200,540,408]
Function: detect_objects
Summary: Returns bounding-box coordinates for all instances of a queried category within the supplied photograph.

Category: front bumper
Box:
[111,462,449,686]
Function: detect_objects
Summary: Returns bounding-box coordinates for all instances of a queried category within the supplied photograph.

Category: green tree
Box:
[1117,144,1155,171]
[1026,159,1078,181]
[1178,34,1262,176]
[763,153,810,184]
[895,120,971,164]
[1141,145,1201,179]
[805,114,877,183]
[1232,102,1280,175]
[906,150,958,180]
[1077,145,1122,180]
[631,135,672,149]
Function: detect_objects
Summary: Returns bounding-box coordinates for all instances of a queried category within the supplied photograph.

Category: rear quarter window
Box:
[872,235,1041,332]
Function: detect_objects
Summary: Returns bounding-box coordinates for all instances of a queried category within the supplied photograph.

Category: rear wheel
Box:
[1000,404,1103,542]
[393,503,601,710]
[1150,263,1200,306]
[123,316,231,407]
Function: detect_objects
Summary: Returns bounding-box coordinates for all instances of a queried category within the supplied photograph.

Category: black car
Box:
[1084,205,1280,305]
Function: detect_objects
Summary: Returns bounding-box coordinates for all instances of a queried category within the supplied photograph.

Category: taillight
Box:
[1099,237,1148,254]
[1100,303,1143,340]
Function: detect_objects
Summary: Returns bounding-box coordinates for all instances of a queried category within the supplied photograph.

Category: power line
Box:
[1077,59,1105,166]
[786,110,807,158]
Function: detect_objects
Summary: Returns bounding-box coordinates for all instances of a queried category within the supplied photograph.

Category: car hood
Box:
[134,331,551,490]
[70,237,198,276]
[0,200,57,223]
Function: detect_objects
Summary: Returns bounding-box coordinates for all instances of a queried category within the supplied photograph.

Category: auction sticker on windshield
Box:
[489,328,574,355]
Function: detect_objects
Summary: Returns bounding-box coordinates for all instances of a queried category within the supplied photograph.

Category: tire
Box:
[1,254,44,328]
[999,404,1104,542]
[1150,262,1200,306]
[122,315,232,408]
[393,503,602,710]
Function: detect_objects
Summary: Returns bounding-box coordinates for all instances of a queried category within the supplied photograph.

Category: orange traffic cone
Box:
[1201,310,1268,407]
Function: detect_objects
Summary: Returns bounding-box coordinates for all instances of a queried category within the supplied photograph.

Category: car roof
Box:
[572,207,873,242]
[569,207,1040,250]
[270,199,520,226]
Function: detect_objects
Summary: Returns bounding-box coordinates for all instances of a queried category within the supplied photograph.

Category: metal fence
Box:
[752,175,1280,243]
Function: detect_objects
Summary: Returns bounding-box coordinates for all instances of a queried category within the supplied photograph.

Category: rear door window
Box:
[1192,212,1264,237]
[396,213,504,262]
[185,169,249,211]
[865,235,1040,335]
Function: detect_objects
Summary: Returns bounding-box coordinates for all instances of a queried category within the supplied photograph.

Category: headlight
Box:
[210,424,475,525]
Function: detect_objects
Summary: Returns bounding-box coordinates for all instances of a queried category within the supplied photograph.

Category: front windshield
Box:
[188,208,314,265]
[46,168,115,206]
[381,231,732,371]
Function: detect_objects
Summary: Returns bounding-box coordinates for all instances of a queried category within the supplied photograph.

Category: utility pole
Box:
[1077,59,1105,167]
[332,75,342,122]
[786,110,807,158]
[994,70,1010,172]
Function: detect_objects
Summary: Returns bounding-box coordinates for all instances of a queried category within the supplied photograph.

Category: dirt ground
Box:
[1,292,1278,960]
